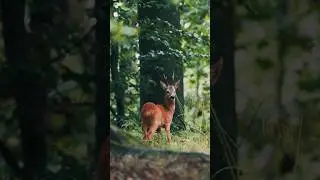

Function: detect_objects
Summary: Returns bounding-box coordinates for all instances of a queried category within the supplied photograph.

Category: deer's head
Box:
[160,79,180,102]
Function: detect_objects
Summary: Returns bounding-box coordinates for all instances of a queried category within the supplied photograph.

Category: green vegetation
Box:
[110,0,210,154]
[0,1,104,179]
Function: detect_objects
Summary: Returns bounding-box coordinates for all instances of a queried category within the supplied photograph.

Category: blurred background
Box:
[231,0,320,179]
[0,0,106,179]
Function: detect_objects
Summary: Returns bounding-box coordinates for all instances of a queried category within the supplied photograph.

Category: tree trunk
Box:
[2,0,47,179]
[138,0,185,131]
[110,42,125,128]
[275,0,287,123]
[94,0,108,179]
[211,1,237,180]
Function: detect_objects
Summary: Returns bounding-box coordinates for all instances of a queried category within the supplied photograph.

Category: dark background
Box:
[0,0,107,179]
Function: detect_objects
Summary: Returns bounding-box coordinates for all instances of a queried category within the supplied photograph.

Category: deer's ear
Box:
[160,81,167,90]
[174,79,180,89]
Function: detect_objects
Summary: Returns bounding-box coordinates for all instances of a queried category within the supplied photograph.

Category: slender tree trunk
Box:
[2,0,47,179]
[211,1,237,180]
[94,0,108,179]
[110,43,125,128]
[138,0,185,130]
[275,0,287,123]
[195,61,201,123]
[268,1,296,179]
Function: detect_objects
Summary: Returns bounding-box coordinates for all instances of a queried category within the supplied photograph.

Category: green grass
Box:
[126,127,210,154]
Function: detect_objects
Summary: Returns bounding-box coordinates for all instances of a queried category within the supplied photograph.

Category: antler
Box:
[172,72,175,81]
[163,74,168,84]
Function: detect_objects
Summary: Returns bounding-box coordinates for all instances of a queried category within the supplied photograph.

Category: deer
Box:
[140,75,180,144]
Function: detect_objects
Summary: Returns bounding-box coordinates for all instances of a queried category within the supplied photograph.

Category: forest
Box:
[110,0,210,150]
[110,0,211,179]
[0,0,106,179]
[110,0,320,180]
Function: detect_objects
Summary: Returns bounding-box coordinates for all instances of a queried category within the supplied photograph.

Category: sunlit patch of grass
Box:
[162,131,210,153]
[127,127,210,154]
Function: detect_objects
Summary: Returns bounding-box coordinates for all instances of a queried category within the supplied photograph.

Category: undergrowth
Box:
[128,127,210,154]
[111,94,211,154]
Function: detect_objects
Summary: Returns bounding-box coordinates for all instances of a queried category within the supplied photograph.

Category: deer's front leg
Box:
[165,125,171,144]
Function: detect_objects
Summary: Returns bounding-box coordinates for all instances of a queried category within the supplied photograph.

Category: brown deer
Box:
[140,76,180,144]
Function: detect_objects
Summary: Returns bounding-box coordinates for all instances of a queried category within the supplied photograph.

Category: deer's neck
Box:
[164,99,175,113]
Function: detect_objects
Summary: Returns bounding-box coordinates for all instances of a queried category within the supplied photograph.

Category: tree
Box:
[138,0,185,131]
[1,0,47,179]
[94,0,108,179]
[110,42,125,128]
[211,1,237,180]
[274,0,288,124]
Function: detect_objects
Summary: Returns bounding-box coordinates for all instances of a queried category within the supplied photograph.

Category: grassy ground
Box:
[122,126,210,154]
[110,127,211,180]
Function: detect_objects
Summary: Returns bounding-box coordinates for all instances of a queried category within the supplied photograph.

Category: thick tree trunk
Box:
[211,1,237,180]
[2,0,47,179]
[138,0,185,130]
[94,0,108,179]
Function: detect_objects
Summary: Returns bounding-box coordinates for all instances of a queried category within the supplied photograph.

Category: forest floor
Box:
[110,128,210,180]
[110,153,210,180]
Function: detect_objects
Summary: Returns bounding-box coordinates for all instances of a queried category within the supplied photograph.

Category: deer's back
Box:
[141,102,173,126]
[140,102,162,126]
[141,102,160,118]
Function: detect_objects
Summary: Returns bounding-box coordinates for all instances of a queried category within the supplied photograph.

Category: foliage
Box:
[110,0,210,153]
[234,0,320,179]
[0,0,97,178]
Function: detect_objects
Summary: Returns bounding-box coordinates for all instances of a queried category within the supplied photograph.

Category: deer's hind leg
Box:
[156,128,161,144]
[147,125,158,141]
[142,123,148,141]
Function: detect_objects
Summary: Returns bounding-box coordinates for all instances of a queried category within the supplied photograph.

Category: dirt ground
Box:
[110,153,210,180]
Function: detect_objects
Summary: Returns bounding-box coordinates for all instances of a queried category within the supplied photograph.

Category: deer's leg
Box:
[156,128,161,144]
[142,123,148,141]
[165,125,171,144]
[147,125,158,141]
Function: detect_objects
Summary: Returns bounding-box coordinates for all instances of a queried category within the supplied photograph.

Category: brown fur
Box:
[140,80,180,144]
